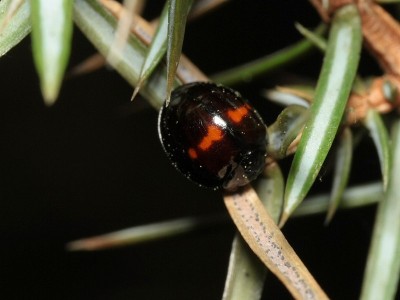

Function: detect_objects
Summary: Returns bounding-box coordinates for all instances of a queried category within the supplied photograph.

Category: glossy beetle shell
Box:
[158,82,267,191]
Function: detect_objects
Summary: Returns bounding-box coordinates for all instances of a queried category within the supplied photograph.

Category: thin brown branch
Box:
[357,0,400,77]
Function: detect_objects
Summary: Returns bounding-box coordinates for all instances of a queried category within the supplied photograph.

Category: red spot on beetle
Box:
[227,106,249,123]
[188,148,198,159]
[198,125,223,150]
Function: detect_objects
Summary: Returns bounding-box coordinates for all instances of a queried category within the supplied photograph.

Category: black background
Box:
[0,1,390,299]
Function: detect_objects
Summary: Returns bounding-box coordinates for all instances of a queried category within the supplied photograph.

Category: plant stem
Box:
[210,25,325,86]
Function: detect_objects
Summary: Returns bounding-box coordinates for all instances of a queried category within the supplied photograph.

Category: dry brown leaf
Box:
[224,186,329,300]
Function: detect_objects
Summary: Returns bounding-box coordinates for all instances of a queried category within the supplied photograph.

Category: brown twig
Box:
[308,0,400,123]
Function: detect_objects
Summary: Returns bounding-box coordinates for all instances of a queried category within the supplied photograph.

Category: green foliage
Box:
[0,0,30,57]
[165,0,193,104]
[282,5,362,225]
[132,0,169,99]
[1,1,399,299]
[30,0,73,104]
[361,120,400,299]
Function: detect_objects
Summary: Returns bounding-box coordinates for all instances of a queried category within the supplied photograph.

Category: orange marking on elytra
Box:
[227,106,249,123]
[188,148,198,159]
[198,125,223,150]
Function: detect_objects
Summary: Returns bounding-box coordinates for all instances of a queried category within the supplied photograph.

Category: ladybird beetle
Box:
[158,82,268,191]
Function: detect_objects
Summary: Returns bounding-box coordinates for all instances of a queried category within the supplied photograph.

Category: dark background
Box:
[0,1,387,299]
